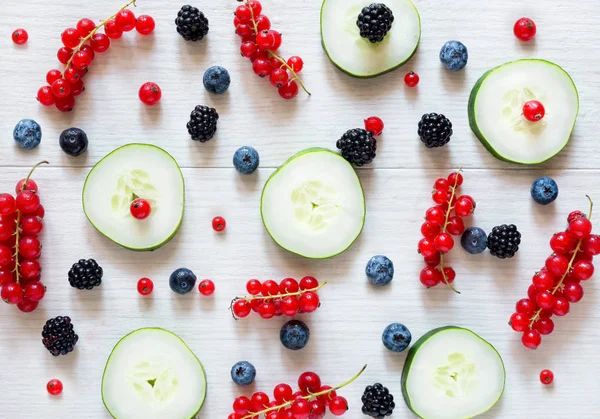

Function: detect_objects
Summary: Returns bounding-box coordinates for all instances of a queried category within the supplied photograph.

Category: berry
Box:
[42,316,78,356]
[568,210,586,223]
[270,68,289,88]
[448,172,463,186]
[281,296,299,316]
[528,283,540,301]
[287,56,304,73]
[233,146,260,174]
[130,198,152,220]
[273,383,293,403]
[256,14,272,32]
[545,254,569,277]
[568,217,593,239]
[256,30,277,50]
[540,369,554,385]
[533,270,554,290]
[292,399,311,419]
[361,383,395,418]
[382,323,411,352]
[176,5,209,41]
[20,260,41,279]
[356,3,394,43]
[24,281,45,302]
[55,96,75,112]
[46,69,63,85]
[16,190,40,214]
[68,259,103,290]
[404,71,419,87]
[169,268,197,294]
[446,216,465,236]
[80,44,95,61]
[203,66,231,94]
[523,101,546,123]
[261,280,279,297]
[198,279,215,296]
[418,113,453,148]
[252,58,272,77]
[59,127,88,157]
[57,47,73,64]
[563,281,584,303]
[240,41,257,58]
[421,221,441,239]
[76,18,96,37]
[1,282,23,304]
[0,244,12,267]
[233,396,252,415]
[434,233,454,253]
[137,277,153,296]
[455,196,475,217]
[236,24,253,38]
[278,81,299,99]
[212,216,226,232]
[15,178,38,194]
[420,266,442,287]
[231,361,256,386]
[509,312,529,332]
[487,224,521,258]
[90,33,110,52]
[364,117,384,136]
[104,20,123,39]
[299,276,319,290]
[279,277,299,294]
[572,260,594,281]
[51,79,71,99]
[37,86,55,106]
[64,67,84,84]
[553,297,570,316]
[259,302,276,319]
[235,5,252,23]
[522,329,542,349]
[136,15,155,35]
[34,205,45,218]
[47,379,63,396]
[71,50,92,70]
[19,236,41,259]
[247,0,262,15]
[0,221,13,241]
[439,40,468,71]
[298,372,321,394]
[232,299,251,318]
[251,392,270,411]
[365,255,394,286]
[550,231,576,254]
[536,291,555,310]
[246,279,262,295]
[514,18,537,41]
[298,291,319,313]
[336,128,377,166]
[0,194,16,215]
[12,29,28,45]
[187,105,219,142]
[583,235,600,255]
[61,28,80,49]
[116,9,136,32]
[138,82,162,106]
[516,298,536,316]
[280,320,310,350]
[13,119,42,150]
[534,318,555,335]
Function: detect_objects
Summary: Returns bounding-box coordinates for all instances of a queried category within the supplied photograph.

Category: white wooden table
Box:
[1,0,599,417]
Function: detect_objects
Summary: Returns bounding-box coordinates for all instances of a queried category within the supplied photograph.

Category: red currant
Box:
[280,277,299,294]
[259,302,276,319]
[17,297,38,312]
[104,20,123,39]
[90,33,110,52]
[71,80,85,96]
[364,117,384,136]
[0,194,16,215]
[47,379,63,396]
[420,266,442,287]
[24,281,45,302]
[421,221,441,239]
[298,372,321,393]
[12,28,28,45]
[273,383,293,403]
[514,17,537,42]
[228,414,242,419]
[64,67,84,84]
[236,24,253,38]
[287,56,304,73]
[522,329,542,349]
[255,15,271,31]
[434,233,454,253]
[270,68,290,88]
[563,281,584,302]
[516,298,536,316]
[19,236,41,259]
[527,283,540,301]
[256,30,276,50]
[15,178,38,194]
[1,282,23,304]
[443,267,456,284]
[235,5,252,23]
[16,191,40,214]
[233,396,251,414]
[299,291,319,313]
[20,260,41,279]
[534,318,554,335]
[568,217,592,239]
[253,58,272,77]
[0,221,12,241]
[448,172,463,186]
[550,231,576,254]
[281,296,299,316]
[233,299,251,318]
[292,399,311,419]
[137,277,154,296]
[57,47,73,64]
[139,82,162,106]
[72,50,92,71]
[198,279,215,296]
[432,190,447,205]
[278,81,299,99]
[455,197,475,217]
[262,280,279,296]
[404,71,419,87]
[568,210,586,224]
[34,204,45,218]
[522,100,545,122]
[250,298,263,312]
[424,253,441,267]
[545,254,569,277]
[76,18,96,37]
[425,206,446,226]
[51,79,71,99]
[329,396,348,416]
[130,198,151,220]
[247,1,263,16]
[539,369,553,385]
[243,279,260,296]
[55,95,75,112]
[240,41,257,58]
[552,297,570,316]
[212,216,226,232]
[310,399,326,416]
[136,15,155,35]
[536,291,555,310]
[251,392,270,411]
[250,49,269,62]
[46,69,62,85]
[434,178,450,191]
[509,312,529,332]
[0,245,12,267]
[61,28,80,48]
[582,234,600,255]
[299,276,319,290]
[446,216,465,236]
[37,86,55,106]
[572,260,594,281]
[271,30,282,50]
[116,9,137,32]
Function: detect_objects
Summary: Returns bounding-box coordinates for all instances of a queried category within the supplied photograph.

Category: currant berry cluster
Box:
[229,366,366,419]
[0,162,48,313]
[234,0,310,99]
[231,276,325,319]
[510,198,597,349]
[418,170,476,293]
[36,0,155,112]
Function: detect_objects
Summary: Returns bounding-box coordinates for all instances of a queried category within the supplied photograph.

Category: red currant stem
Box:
[61,0,137,76]
[12,160,49,284]
[529,196,594,328]
[437,168,462,294]
[241,364,367,419]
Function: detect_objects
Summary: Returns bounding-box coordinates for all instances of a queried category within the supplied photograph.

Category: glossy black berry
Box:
[59,127,88,157]
[175,5,209,41]
[488,224,521,259]
[68,259,103,290]
[356,3,395,43]
[418,113,453,148]
[42,316,79,357]
[336,128,377,166]
[361,383,395,418]
[187,105,219,142]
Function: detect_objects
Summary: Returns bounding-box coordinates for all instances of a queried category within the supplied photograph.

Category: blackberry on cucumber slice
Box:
[320,0,421,78]
[469,59,579,164]
[261,148,365,259]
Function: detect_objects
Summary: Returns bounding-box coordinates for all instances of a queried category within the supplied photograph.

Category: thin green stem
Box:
[437,168,462,294]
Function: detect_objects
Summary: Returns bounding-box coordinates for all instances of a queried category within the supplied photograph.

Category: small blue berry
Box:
[531,177,559,205]
[203,66,231,94]
[439,40,468,71]
[59,127,88,157]
[382,323,411,352]
[280,320,310,350]
[13,119,42,150]
[365,255,394,286]
[461,227,488,255]
[169,268,197,295]
[233,146,259,175]
[230,361,256,386]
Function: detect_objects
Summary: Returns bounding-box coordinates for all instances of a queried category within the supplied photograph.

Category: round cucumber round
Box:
[261,148,365,259]
[469,59,579,164]
[102,328,206,419]
[401,327,505,419]
[82,144,185,251]
[320,0,421,78]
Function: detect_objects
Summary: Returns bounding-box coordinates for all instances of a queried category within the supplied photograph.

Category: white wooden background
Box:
[0,0,599,417]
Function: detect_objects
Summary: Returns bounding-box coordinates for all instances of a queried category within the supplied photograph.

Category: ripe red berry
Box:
[137,277,154,296]
[47,379,63,395]
[16,190,40,214]
[522,329,542,349]
[273,383,293,403]
[0,194,16,215]
[329,396,348,416]
[76,18,96,37]
[247,1,263,16]
[572,259,594,281]
[198,279,215,296]
[514,17,537,42]
[287,56,304,73]
[582,234,600,255]
[446,216,465,236]
[261,280,279,296]
[51,79,71,99]
[55,95,75,112]
[252,58,272,77]
[404,71,419,87]
[279,277,299,294]
[246,279,262,295]
[37,86,56,106]
[421,221,441,239]
[130,198,151,220]
[434,233,454,253]
[420,266,442,288]
[240,41,257,58]
[71,50,92,71]
[136,15,155,35]
[256,30,276,49]
[12,28,28,45]
[61,28,80,49]
[17,297,38,313]
[552,297,570,316]
[116,9,137,32]
[568,217,593,239]
[545,254,569,277]
[19,236,42,259]
[233,299,251,318]
[281,296,299,316]
[448,172,463,186]
[536,291,555,310]
[563,281,584,303]
[24,281,45,302]
[138,82,162,106]
[269,68,289,88]
[443,267,456,284]
[425,206,446,226]
[15,178,38,194]
[298,372,321,393]
[57,47,74,64]
[258,302,276,319]
[271,30,282,50]
[20,260,41,279]
[509,312,529,332]
[455,197,475,217]
[235,24,253,38]
[212,216,226,232]
[233,395,252,414]
[70,80,85,97]
[90,33,110,52]
[64,67,84,84]
[0,245,12,267]
[299,276,319,290]
[104,20,123,39]
[1,282,23,304]
[539,369,554,385]
[523,100,545,122]
[278,81,299,99]
[527,283,540,301]
[291,399,311,418]
[299,291,319,313]
[235,5,252,23]
[516,298,536,316]
[534,318,554,335]
[550,231,576,254]
[568,210,586,224]
[364,117,384,136]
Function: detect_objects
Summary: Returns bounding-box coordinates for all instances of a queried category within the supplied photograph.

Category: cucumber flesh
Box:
[102,328,206,419]
[469,59,578,164]
[402,327,505,419]
[261,148,365,259]
[320,0,421,78]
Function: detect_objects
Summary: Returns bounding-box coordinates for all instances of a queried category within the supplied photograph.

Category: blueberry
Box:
[439,40,468,71]
[233,146,259,175]
[365,255,394,286]
[203,66,231,94]
[461,227,488,255]
[531,177,559,205]
[59,127,88,157]
[280,320,310,350]
[382,323,411,353]
[230,361,256,386]
[169,268,197,294]
[13,119,42,150]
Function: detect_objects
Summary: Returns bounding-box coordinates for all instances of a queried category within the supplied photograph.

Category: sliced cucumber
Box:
[83,144,185,251]
[401,327,505,419]
[102,328,206,419]
[320,0,421,78]
[261,148,365,259]
[469,59,579,164]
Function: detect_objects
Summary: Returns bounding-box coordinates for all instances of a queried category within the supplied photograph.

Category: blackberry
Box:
[356,3,395,43]
[68,259,103,290]
[175,5,209,41]
[418,113,453,148]
[187,105,219,142]
[488,224,521,258]
[42,316,79,356]
[361,383,395,418]
[336,128,377,166]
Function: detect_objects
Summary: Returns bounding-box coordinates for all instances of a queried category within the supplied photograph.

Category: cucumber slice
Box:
[261,148,365,259]
[83,144,185,251]
[320,0,421,78]
[401,327,505,419]
[102,328,206,419]
[469,59,579,164]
